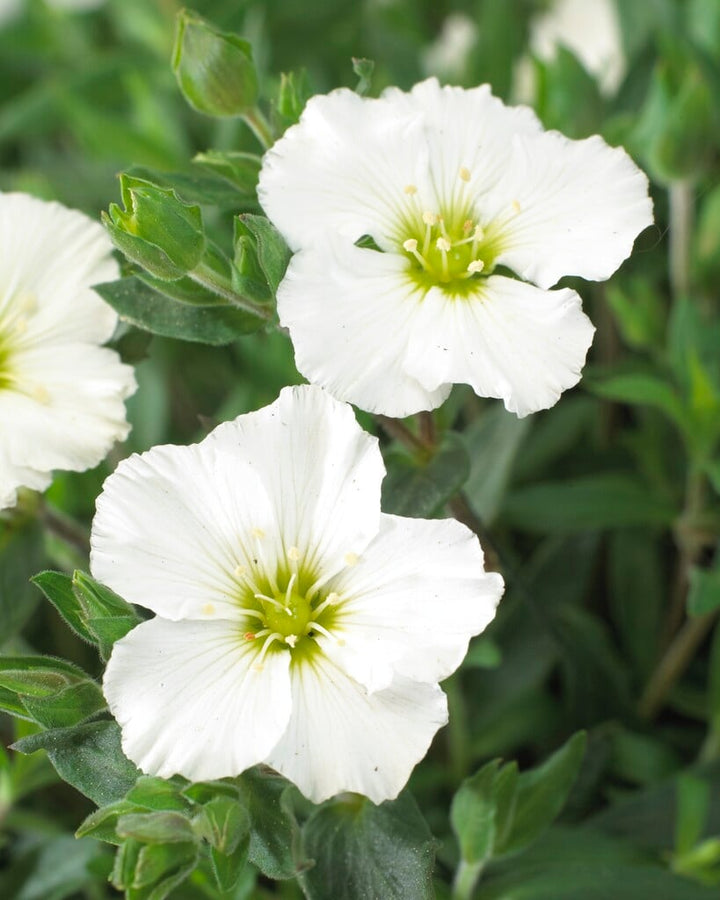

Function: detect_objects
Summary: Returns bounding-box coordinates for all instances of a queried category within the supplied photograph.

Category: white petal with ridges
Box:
[324,514,503,690]
[278,244,450,417]
[403,276,595,417]
[490,132,653,289]
[206,385,386,577]
[265,655,448,803]
[91,440,278,621]
[259,89,431,251]
[104,618,292,781]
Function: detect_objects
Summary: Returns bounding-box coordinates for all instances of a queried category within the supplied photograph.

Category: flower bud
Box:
[172,10,258,117]
[104,175,205,281]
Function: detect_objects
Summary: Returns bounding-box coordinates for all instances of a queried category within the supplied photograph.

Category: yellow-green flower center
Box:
[262,587,313,638]
[393,169,502,297]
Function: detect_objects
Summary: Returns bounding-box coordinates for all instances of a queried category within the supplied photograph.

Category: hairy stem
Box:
[242,107,274,150]
[190,261,273,320]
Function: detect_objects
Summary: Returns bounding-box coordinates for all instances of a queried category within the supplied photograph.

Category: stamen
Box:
[467,260,484,274]
[234,564,247,577]
[202,603,216,616]
[287,546,300,561]
[252,527,266,539]
[403,239,431,272]
[463,219,473,234]
[254,592,291,614]
[459,166,471,182]
[244,631,256,640]
[404,184,418,195]
[471,225,484,256]
[239,608,266,622]
[344,552,359,567]
[422,211,437,225]
[253,631,284,670]
[436,237,451,280]
[250,530,280,594]
[512,200,521,213]
[310,622,339,643]
[285,634,298,648]
[312,591,340,617]
[305,568,338,603]
[284,572,297,606]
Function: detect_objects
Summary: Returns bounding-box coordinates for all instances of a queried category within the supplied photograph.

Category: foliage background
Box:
[2,0,720,897]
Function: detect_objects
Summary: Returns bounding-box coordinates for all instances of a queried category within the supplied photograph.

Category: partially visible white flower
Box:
[515,0,625,100]
[422,13,478,82]
[95,385,503,804]
[0,0,20,27]
[0,193,136,509]
[258,78,652,418]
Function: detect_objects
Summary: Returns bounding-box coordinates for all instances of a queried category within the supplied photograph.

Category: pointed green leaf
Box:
[31,571,95,644]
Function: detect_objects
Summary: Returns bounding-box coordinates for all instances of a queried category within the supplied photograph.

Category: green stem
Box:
[669,180,694,300]
[190,261,273,321]
[445,675,470,784]
[242,106,274,150]
[41,503,89,557]
[453,859,484,900]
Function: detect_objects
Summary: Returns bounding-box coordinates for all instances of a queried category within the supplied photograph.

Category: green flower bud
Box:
[172,10,258,117]
[104,175,206,281]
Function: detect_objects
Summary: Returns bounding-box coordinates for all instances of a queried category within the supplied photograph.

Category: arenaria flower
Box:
[0,193,135,509]
[95,385,503,803]
[258,78,652,418]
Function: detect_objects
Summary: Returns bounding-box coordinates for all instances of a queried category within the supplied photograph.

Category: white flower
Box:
[0,193,136,509]
[516,0,625,100]
[95,385,503,803]
[258,78,652,418]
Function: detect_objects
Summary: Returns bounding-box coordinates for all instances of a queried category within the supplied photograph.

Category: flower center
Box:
[397,168,499,296]
[232,535,346,663]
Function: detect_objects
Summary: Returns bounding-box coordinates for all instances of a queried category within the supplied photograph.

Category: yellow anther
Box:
[436,237,452,253]
[202,603,216,616]
[234,564,247,577]
[252,527,265,539]
[244,631,256,641]
[473,225,484,241]
[345,552,359,567]
[512,199,521,213]
[467,260,485,274]
[403,239,418,252]
[288,546,301,561]
[459,166,471,182]
[463,219,474,233]
[404,184,418,195]
[422,210,437,226]
[285,634,298,647]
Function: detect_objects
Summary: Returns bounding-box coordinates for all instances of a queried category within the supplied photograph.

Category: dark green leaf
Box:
[13,720,140,807]
[117,812,197,845]
[0,523,44,645]
[301,792,435,900]
[237,768,300,880]
[588,373,688,429]
[382,433,470,518]
[126,776,190,813]
[451,760,515,866]
[95,277,263,345]
[234,214,291,301]
[193,150,261,197]
[22,680,106,729]
[77,800,142,844]
[194,797,250,853]
[502,475,677,533]
[498,732,586,856]
[210,838,250,893]
[688,567,720,616]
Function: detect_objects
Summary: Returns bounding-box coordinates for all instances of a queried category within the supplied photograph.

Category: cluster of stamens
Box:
[0,292,47,400]
[231,529,349,669]
[398,167,493,291]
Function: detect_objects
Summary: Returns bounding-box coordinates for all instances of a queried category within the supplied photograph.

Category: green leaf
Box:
[72,570,136,619]
[13,720,140,807]
[210,838,250,893]
[194,797,250,854]
[172,9,258,117]
[451,759,518,867]
[301,792,435,900]
[126,776,190,813]
[233,214,291,302]
[21,680,106,729]
[0,523,45,646]
[77,800,143,844]
[502,475,677,533]
[236,768,300,880]
[95,277,262,345]
[588,373,688,430]
[31,571,95,645]
[192,150,261,196]
[275,70,311,126]
[381,433,470,518]
[352,57,375,95]
[498,732,586,856]
[675,774,711,856]
[117,812,197,845]
[688,567,720,616]
[112,838,198,898]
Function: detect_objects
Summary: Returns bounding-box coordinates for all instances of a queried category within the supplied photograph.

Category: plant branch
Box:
[668,180,694,300]
[41,504,89,557]
[190,262,273,320]
[242,107,274,150]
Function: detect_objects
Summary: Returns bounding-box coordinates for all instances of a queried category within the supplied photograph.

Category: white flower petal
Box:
[258,89,431,251]
[277,244,450,417]
[104,618,292,781]
[0,193,119,345]
[266,655,448,803]
[1,343,134,476]
[402,275,595,417]
[91,440,277,620]
[206,385,387,576]
[323,514,503,691]
[0,453,50,509]
[381,78,542,210]
[490,132,653,289]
